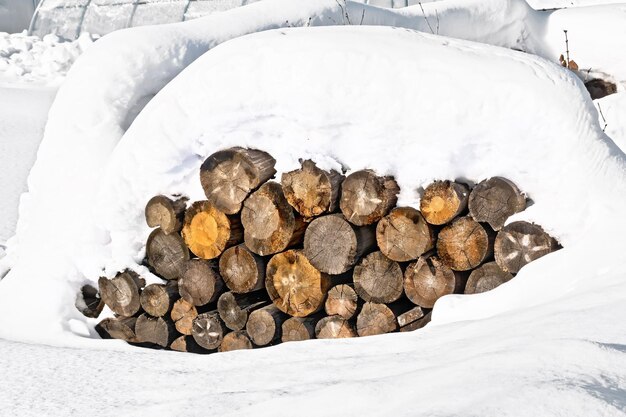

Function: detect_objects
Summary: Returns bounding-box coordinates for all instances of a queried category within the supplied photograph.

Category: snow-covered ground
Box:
[0,0,625,415]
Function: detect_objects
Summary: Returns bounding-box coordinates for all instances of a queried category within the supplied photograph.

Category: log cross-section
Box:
[376,207,435,262]
[437,216,493,271]
[219,331,253,352]
[494,221,559,273]
[353,251,404,303]
[218,244,265,293]
[468,177,526,230]
[420,180,469,225]
[217,291,268,331]
[281,316,318,342]
[145,195,187,234]
[95,317,138,342]
[465,261,513,294]
[315,315,357,339]
[246,305,286,346]
[356,302,397,337]
[98,270,145,317]
[324,284,358,320]
[178,259,223,307]
[135,314,176,347]
[404,255,462,308]
[140,282,179,317]
[75,284,104,318]
[146,228,189,280]
[170,298,198,335]
[339,170,399,226]
[192,312,225,350]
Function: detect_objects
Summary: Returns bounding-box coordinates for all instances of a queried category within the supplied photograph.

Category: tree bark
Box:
[135,313,176,347]
[217,291,269,331]
[324,284,358,320]
[281,316,319,342]
[281,159,344,219]
[241,181,306,256]
[376,207,435,262]
[95,317,138,342]
[170,298,198,335]
[192,312,225,350]
[146,228,190,280]
[465,261,513,294]
[494,221,559,273]
[468,177,526,231]
[181,201,243,260]
[170,335,206,353]
[303,214,376,274]
[437,216,494,271]
[219,331,253,352]
[315,315,357,339]
[199,147,277,215]
[404,255,464,308]
[246,304,287,346]
[145,195,187,234]
[98,270,145,317]
[265,250,331,317]
[75,284,104,318]
[340,169,399,226]
[420,180,469,225]
[179,259,223,307]
[353,251,403,303]
[218,244,265,293]
[356,302,397,337]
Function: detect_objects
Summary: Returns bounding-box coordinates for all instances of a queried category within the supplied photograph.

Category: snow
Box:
[597,91,626,151]
[0,0,36,34]
[0,0,625,414]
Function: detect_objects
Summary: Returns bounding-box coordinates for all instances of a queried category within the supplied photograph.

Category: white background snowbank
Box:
[0,0,35,34]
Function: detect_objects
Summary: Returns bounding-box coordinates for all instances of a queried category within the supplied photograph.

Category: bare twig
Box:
[335,0,352,25]
[597,102,608,132]
[359,8,366,25]
[418,2,435,35]
[564,30,570,67]
[435,9,439,35]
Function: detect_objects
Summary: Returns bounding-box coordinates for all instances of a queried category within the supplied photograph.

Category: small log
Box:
[217,291,268,331]
[303,214,376,274]
[246,305,287,346]
[145,195,187,234]
[404,255,463,308]
[324,284,358,320]
[465,261,513,294]
[399,311,431,332]
[95,317,137,342]
[179,259,223,307]
[420,180,469,225]
[396,305,425,328]
[135,313,176,347]
[353,251,403,303]
[192,312,225,350]
[219,331,253,352]
[281,160,344,219]
[340,169,399,226]
[494,221,559,273]
[75,284,104,318]
[98,270,145,317]
[281,316,318,342]
[265,250,331,317]
[315,315,357,339]
[139,282,179,317]
[170,335,206,353]
[585,78,617,100]
[218,244,265,293]
[241,182,306,256]
[356,302,396,337]
[170,298,198,335]
[376,207,435,262]
[437,216,494,271]
[199,147,277,215]
[146,228,190,280]
[468,177,526,231]
[181,201,243,260]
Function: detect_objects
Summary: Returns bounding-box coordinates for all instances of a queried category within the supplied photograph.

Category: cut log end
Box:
[420,180,469,225]
[325,284,358,320]
[170,298,198,335]
[468,177,525,230]
[404,255,460,308]
[170,335,206,353]
[437,216,493,271]
[146,228,190,280]
[95,317,137,342]
[219,331,253,352]
[315,315,357,339]
[376,207,434,262]
[465,261,513,294]
[98,270,144,317]
[181,201,242,260]
[353,251,404,304]
[179,259,223,307]
[281,317,317,342]
[140,282,179,317]
[494,221,559,273]
[356,302,396,337]
[135,314,176,347]
[75,284,104,318]
[192,312,225,350]
[219,245,265,293]
[145,195,187,234]
[246,305,286,346]
[340,170,399,226]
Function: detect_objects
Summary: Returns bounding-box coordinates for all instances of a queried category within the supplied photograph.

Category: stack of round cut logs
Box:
[80,147,560,353]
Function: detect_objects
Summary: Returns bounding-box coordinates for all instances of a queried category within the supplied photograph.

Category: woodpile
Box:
[86,148,560,354]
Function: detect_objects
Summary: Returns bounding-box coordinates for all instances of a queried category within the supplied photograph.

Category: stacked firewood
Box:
[78,147,560,353]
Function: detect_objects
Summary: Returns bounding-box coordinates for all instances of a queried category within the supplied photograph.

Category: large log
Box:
[135,313,176,347]
[324,284,358,320]
[376,207,435,262]
[170,298,198,335]
[219,331,253,352]
[241,182,305,256]
[303,214,376,274]
[192,312,225,350]
[356,302,397,337]
[170,335,206,353]
[465,261,513,294]
[178,259,223,307]
[98,270,145,317]
[218,244,265,293]
[468,177,526,230]
[340,170,399,226]
[140,282,179,317]
[146,228,190,280]
[437,216,494,271]
[281,160,344,219]
[404,255,463,308]
[494,221,559,273]
[199,147,277,215]
[145,195,187,234]
[181,201,243,260]
[265,250,331,317]
[315,315,357,339]
[217,291,268,331]
[281,316,318,342]
[353,251,403,303]
[246,305,287,346]
[95,317,137,342]
[75,284,104,318]
[420,180,469,225]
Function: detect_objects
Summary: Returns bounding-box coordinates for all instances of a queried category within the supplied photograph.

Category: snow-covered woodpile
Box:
[80,147,560,353]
